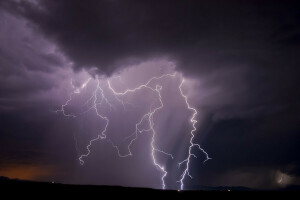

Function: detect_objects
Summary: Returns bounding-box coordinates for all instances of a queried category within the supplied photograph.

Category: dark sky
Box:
[0,0,299,189]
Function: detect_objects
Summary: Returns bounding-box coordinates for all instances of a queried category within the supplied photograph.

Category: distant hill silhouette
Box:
[0,176,298,197]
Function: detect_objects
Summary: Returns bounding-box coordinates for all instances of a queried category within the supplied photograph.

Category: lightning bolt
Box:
[177,79,212,190]
[78,77,109,165]
[55,78,91,117]
[107,73,176,189]
[56,72,211,190]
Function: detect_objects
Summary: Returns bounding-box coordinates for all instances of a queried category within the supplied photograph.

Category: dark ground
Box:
[0,176,298,198]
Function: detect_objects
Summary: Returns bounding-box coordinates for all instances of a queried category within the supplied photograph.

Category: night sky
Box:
[0,0,299,190]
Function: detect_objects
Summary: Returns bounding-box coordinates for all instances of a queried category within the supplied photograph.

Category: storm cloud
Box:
[0,0,299,189]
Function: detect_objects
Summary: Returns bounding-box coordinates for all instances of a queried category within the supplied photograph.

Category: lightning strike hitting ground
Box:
[177,79,212,190]
[56,72,211,190]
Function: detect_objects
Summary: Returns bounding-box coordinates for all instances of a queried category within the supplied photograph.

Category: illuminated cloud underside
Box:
[56,62,211,190]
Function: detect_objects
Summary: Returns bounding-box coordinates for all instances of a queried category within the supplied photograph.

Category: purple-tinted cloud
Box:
[0,0,299,190]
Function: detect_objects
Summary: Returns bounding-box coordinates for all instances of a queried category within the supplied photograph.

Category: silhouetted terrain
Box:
[0,176,298,198]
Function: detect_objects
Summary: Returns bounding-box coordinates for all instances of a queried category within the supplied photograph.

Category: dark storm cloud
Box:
[0,8,80,182]
[1,0,209,74]
[3,0,300,115]
[0,9,71,103]
[0,0,300,189]
[2,0,299,74]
